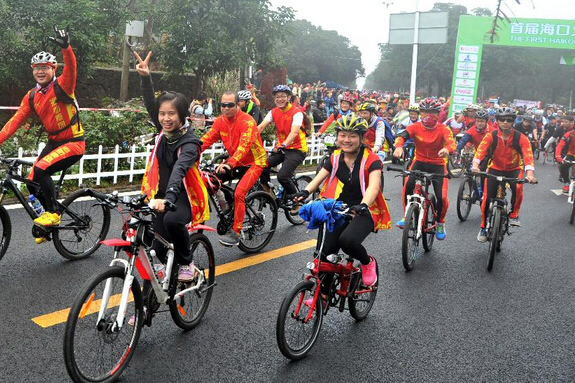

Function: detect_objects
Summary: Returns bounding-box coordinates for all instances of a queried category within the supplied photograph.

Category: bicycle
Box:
[0,156,112,261]
[562,159,575,224]
[531,139,541,161]
[276,200,378,360]
[388,167,449,271]
[63,194,216,383]
[200,160,278,253]
[474,172,536,271]
[541,140,556,165]
[456,171,483,221]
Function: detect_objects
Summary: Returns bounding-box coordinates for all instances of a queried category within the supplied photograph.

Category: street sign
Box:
[389,11,448,45]
[125,20,144,38]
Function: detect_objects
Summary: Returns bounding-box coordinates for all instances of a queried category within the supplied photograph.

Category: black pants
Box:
[403,161,448,222]
[29,142,82,212]
[152,190,192,266]
[319,213,373,294]
[559,155,575,183]
[261,149,306,195]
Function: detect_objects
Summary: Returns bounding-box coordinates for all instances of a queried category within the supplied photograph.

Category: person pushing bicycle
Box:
[0,26,85,243]
[472,107,537,243]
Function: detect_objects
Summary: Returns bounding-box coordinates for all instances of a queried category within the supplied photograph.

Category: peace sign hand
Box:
[134,51,152,77]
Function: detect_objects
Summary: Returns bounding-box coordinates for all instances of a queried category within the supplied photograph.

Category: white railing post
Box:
[78,157,84,186]
[113,144,119,184]
[96,145,103,186]
[129,144,136,183]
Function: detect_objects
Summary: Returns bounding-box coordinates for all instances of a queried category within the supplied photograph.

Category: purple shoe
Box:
[178,263,195,283]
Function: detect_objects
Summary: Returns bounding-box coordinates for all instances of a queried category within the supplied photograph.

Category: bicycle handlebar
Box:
[386,166,450,180]
[466,171,537,184]
[0,156,34,168]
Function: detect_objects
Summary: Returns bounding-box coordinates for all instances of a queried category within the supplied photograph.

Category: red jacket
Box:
[394,122,456,166]
[556,130,575,161]
[474,129,535,171]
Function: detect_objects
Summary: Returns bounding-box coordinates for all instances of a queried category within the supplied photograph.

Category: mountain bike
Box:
[563,159,575,224]
[474,172,536,271]
[63,194,215,383]
[276,201,378,360]
[456,172,483,221]
[389,167,448,271]
[541,140,556,164]
[200,161,278,253]
[448,141,474,179]
[532,139,541,161]
[0,156,112,261]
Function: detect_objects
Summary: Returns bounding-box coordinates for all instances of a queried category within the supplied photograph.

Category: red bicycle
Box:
[276,200,378,360]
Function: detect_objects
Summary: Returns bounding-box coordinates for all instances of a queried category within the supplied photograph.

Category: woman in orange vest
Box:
[294,113,391,298]
[135,51,209,284]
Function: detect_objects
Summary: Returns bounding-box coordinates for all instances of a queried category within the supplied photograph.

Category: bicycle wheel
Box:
[534,147,540,161]
[169,233,215,330]
[422,195,436,252]
[64,266,143,383]
[487,209,501,271]
[276,280,323,360]
[348,261,379,321]
[238,191,278,253]
[0,206,11,262]
[456,178,474,221]
[448,153,464,178]
[285,176,316,225]
[401,204,419,271]
[570,198,575,225]
[53,189,111,260]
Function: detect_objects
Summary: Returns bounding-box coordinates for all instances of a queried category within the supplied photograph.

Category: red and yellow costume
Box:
[270,104,308,152]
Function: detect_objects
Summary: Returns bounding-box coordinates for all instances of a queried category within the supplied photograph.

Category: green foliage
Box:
[284,20,364,87]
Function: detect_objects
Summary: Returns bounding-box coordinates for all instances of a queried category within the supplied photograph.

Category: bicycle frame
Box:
[404,180,438,240]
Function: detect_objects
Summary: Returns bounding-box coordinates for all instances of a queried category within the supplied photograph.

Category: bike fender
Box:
[187,224,216,232]
[101,238,131,247]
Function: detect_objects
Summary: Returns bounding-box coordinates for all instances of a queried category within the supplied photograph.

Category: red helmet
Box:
[419,97,442,112]
[201,171,221,194]
[341,96,354,105]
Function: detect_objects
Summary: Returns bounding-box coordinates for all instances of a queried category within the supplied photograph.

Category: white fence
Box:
[10,136,329,187]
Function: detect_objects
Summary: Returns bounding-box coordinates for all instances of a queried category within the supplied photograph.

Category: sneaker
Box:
[436,222,446,240]
[289,202,302,216]
[477,228,488,242]
[178,263,194,283]
[33,212,61,226]
[563,184,570,194]
[219,230,240,246]
[304,295,327,310]
[396,218,405,229]
[509,217,521,227]
[35,237,47,244]
[361,256,378,286]
[128,306,147,327]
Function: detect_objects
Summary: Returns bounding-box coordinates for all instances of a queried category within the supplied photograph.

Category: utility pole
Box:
[120,1,137,101]
[409,0,420,105]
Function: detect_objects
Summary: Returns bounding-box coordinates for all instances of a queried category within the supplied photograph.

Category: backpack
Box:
[486,129,524,160]
[28,79,80,135]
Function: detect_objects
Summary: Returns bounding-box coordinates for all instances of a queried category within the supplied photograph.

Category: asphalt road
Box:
[0,163,574,383]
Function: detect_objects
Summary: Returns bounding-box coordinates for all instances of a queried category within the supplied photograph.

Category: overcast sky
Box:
[269,0,574,88]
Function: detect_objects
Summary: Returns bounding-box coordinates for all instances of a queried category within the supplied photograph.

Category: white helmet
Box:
[237,90,252,101]
[31,51,57,66]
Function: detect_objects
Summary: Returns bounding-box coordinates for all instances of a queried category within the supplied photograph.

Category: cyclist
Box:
[463,104,480,130]
[540,114,558,152]
[514,113,536,137]
[0,26,84,241]
[201,91,268,245]
[455,109,495,165]
[555,121,575,194]
[357,102,394,161]
[293,113,391,298]
[472,107,537,242]
[135,51,209,282]
[398,104,421,131]
[258,85,307,214]
[315,95,353,137]
[237,89,262,125]
[393,97,456,240]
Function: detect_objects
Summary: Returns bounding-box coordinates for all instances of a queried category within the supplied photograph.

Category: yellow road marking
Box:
[31,239,316,328]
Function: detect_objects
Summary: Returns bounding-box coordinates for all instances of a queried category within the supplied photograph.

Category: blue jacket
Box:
[298,199,346,232]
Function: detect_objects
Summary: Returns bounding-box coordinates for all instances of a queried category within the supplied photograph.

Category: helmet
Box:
[237,90,252,101]
[475,110,488,120]
[408,104,420,112]
[466,103,480,110]
[31,51,57,66]
[356,102,377,113]
[201,171,222,194]
[522,114,533,121]
[272,85,291,95]
[496,107,515,118]
[334,113,368,134]
[341,96,354,105]
[419,97,442,112]
[488,108,497,116]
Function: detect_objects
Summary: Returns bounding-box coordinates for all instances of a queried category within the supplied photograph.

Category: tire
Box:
[0,205,12,262]
[487,209,501,271]
[348,261,379,321]
[238,191,278,254]
[448,152,464,178]
[64,266,143,383]
[456,178,474,221]
[53,189,111,260]
[169,233,215,330]
[570,198,575,225]
[533,147,540,161]
[422,194,436,252]
[276,280,323,360]
[401,204,419,271]
[285,176,316,225]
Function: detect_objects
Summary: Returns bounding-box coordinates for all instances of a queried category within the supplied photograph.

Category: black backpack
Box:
[486,129,524,160]
[28,79,80,135]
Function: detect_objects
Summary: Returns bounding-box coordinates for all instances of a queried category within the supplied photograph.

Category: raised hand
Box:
[134,51,152,77]
[48,25,70,49]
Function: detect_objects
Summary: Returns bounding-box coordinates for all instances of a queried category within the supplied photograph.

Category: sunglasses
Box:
[221,102,236,108]
[497,118,515,123]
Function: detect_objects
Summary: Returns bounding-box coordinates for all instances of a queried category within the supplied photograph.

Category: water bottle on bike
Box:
[29,194,44,216]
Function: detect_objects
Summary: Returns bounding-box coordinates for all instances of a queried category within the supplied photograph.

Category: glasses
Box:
[32,65,53,72]
[221,102,236,108]
[497,118,514,123]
